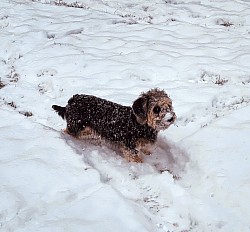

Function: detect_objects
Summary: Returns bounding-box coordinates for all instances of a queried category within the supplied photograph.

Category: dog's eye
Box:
[153,106,161,114]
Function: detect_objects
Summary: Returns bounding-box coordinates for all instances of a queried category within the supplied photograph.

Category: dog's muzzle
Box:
[157,112,176,130]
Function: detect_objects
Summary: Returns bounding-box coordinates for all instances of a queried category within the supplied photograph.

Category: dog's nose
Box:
[167,116,174,122]
[167,113,176,123]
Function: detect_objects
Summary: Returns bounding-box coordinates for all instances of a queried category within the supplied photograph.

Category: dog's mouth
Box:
[156,112,176,130]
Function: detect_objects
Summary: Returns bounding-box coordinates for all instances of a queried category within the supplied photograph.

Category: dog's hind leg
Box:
[78,126,99,140]
[65,118,85,137]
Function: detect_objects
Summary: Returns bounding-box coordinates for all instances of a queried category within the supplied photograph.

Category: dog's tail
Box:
[52,105,66,119]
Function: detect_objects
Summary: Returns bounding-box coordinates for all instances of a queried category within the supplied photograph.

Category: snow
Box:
[1,0,250,231]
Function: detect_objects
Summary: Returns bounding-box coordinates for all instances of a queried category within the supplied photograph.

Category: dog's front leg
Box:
[136,139,154,156]
[120,143,143,163]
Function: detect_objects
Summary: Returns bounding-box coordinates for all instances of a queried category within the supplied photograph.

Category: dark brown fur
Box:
[52,88,176,162]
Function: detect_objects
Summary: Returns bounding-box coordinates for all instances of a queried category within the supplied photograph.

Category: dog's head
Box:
[132,88,176,131]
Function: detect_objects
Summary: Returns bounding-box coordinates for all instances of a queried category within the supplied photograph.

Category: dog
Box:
[52,88,176,162]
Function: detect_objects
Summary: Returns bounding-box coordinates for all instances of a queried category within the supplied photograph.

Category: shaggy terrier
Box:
[52,88,176,162]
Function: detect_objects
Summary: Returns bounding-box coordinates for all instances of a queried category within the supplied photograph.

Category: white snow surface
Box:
[1,0,250,231]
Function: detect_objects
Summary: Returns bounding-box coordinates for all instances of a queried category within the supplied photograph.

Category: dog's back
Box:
[66,94,132,137]
[52,94,156,143]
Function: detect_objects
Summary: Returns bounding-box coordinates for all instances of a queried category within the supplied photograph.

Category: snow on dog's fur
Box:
[52,88,176,162]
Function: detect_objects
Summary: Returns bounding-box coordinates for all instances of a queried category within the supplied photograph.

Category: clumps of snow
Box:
[6,66,20,83]
[200,71,229,86]
[54,0,88,9]
[216,18,234,27]
[37,68,58,77]
[0,80,6,89]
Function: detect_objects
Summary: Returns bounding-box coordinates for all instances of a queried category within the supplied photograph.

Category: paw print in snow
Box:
[37,68,57,77]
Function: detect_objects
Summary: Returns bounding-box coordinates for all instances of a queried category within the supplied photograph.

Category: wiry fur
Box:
[52,88,176,162]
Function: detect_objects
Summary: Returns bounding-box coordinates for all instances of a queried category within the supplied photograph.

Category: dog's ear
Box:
[132,97,148,124]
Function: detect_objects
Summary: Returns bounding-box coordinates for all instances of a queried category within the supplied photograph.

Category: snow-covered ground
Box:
[1,0,250,231]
